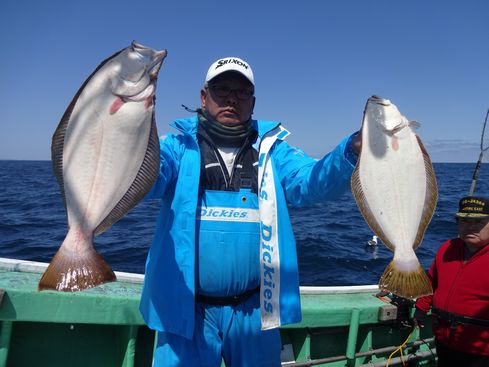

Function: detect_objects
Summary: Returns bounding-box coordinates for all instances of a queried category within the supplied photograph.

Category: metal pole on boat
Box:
[284,338,436,366]
[346,309,360,365]
[0,320,13,366]
[361,348,437,367]
[469,109,489,195]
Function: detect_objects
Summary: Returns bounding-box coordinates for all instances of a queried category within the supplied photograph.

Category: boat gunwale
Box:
[0,258,379,293]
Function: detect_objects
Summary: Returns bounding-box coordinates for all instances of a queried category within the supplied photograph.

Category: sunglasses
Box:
[207,85,254,101]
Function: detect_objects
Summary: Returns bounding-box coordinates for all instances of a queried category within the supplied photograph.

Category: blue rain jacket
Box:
[140,116,356,339]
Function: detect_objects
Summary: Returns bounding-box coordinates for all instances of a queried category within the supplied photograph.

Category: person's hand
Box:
[352,131,362,155]
[412,308,428,329]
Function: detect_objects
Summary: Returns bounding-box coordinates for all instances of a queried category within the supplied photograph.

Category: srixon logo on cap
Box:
[215,58,249,70]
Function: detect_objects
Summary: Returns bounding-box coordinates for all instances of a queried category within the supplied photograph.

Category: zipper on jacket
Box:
[227,135,252,189]
[211,146,231,189]
[202,133,252,191]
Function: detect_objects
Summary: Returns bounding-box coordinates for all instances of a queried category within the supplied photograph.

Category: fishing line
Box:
[385,330,413,367]
[181,104,198,113]
[469,108,489,195]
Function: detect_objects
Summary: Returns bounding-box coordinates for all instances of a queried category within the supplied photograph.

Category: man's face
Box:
[201,72,255,126]
[458,217,489,249]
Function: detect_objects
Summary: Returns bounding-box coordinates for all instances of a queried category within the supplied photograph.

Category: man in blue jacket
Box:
[140,57,361,366]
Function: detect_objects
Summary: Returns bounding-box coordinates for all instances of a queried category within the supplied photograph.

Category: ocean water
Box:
[0,160,488,286]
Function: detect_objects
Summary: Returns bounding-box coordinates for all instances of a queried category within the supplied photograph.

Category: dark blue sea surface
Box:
[1,160,488,286]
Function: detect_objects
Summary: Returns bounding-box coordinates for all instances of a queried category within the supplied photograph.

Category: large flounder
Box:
[352,96,438,299]
[39,42,167,291]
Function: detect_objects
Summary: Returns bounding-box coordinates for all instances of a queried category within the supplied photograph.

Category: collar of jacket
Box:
[453,237,489,261]
[170,116,284,141]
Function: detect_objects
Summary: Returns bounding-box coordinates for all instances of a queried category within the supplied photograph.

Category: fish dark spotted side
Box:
[39,42,167,292]
[351,96,438,299]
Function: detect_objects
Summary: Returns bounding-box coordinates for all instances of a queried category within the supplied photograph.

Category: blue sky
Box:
[1,0,488,162]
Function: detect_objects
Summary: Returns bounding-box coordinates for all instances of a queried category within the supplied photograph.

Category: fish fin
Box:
[51,48,127,214]
[351,163,396,252]
[38,243,116,292]
[412,136,438,250]
[384,121,409,135]
[94,114,160,235]
[379,259,433,299]
[51,109,69,215]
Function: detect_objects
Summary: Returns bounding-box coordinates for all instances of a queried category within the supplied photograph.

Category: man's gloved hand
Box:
[412,308,428,329]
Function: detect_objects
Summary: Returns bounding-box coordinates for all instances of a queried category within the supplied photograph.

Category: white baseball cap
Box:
[204,57,254,86]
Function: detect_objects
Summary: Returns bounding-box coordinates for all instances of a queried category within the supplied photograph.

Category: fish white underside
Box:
[63,69,153,232]
[359,114,427,263]
[352,96,437,298]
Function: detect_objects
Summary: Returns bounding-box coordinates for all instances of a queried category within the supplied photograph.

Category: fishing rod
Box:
[469,108,489,195]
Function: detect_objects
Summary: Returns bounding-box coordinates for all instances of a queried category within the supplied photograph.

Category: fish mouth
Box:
[149,50,167,79]
[149,57,165,80]
[131,41,167,80]
[131,41,166,58]
[370,95,391,106]
[109,42,167,100]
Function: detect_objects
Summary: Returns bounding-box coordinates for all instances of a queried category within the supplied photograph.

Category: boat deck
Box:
[0,258,435,366]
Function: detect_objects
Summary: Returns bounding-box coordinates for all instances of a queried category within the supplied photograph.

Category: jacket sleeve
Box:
[415,257,437,313]
[145,134,181,200]
[272,134,357,207]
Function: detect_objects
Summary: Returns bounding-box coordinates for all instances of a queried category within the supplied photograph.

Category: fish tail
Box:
[379,259,432,299]
[38,241,116,292]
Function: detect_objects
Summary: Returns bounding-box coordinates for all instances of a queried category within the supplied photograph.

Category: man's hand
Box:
[412,308,428,329]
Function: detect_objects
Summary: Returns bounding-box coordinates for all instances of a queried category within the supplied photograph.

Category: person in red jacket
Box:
[414,196,489,367]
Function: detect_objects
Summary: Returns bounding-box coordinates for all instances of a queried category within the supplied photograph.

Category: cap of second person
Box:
[456,196,489,218]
